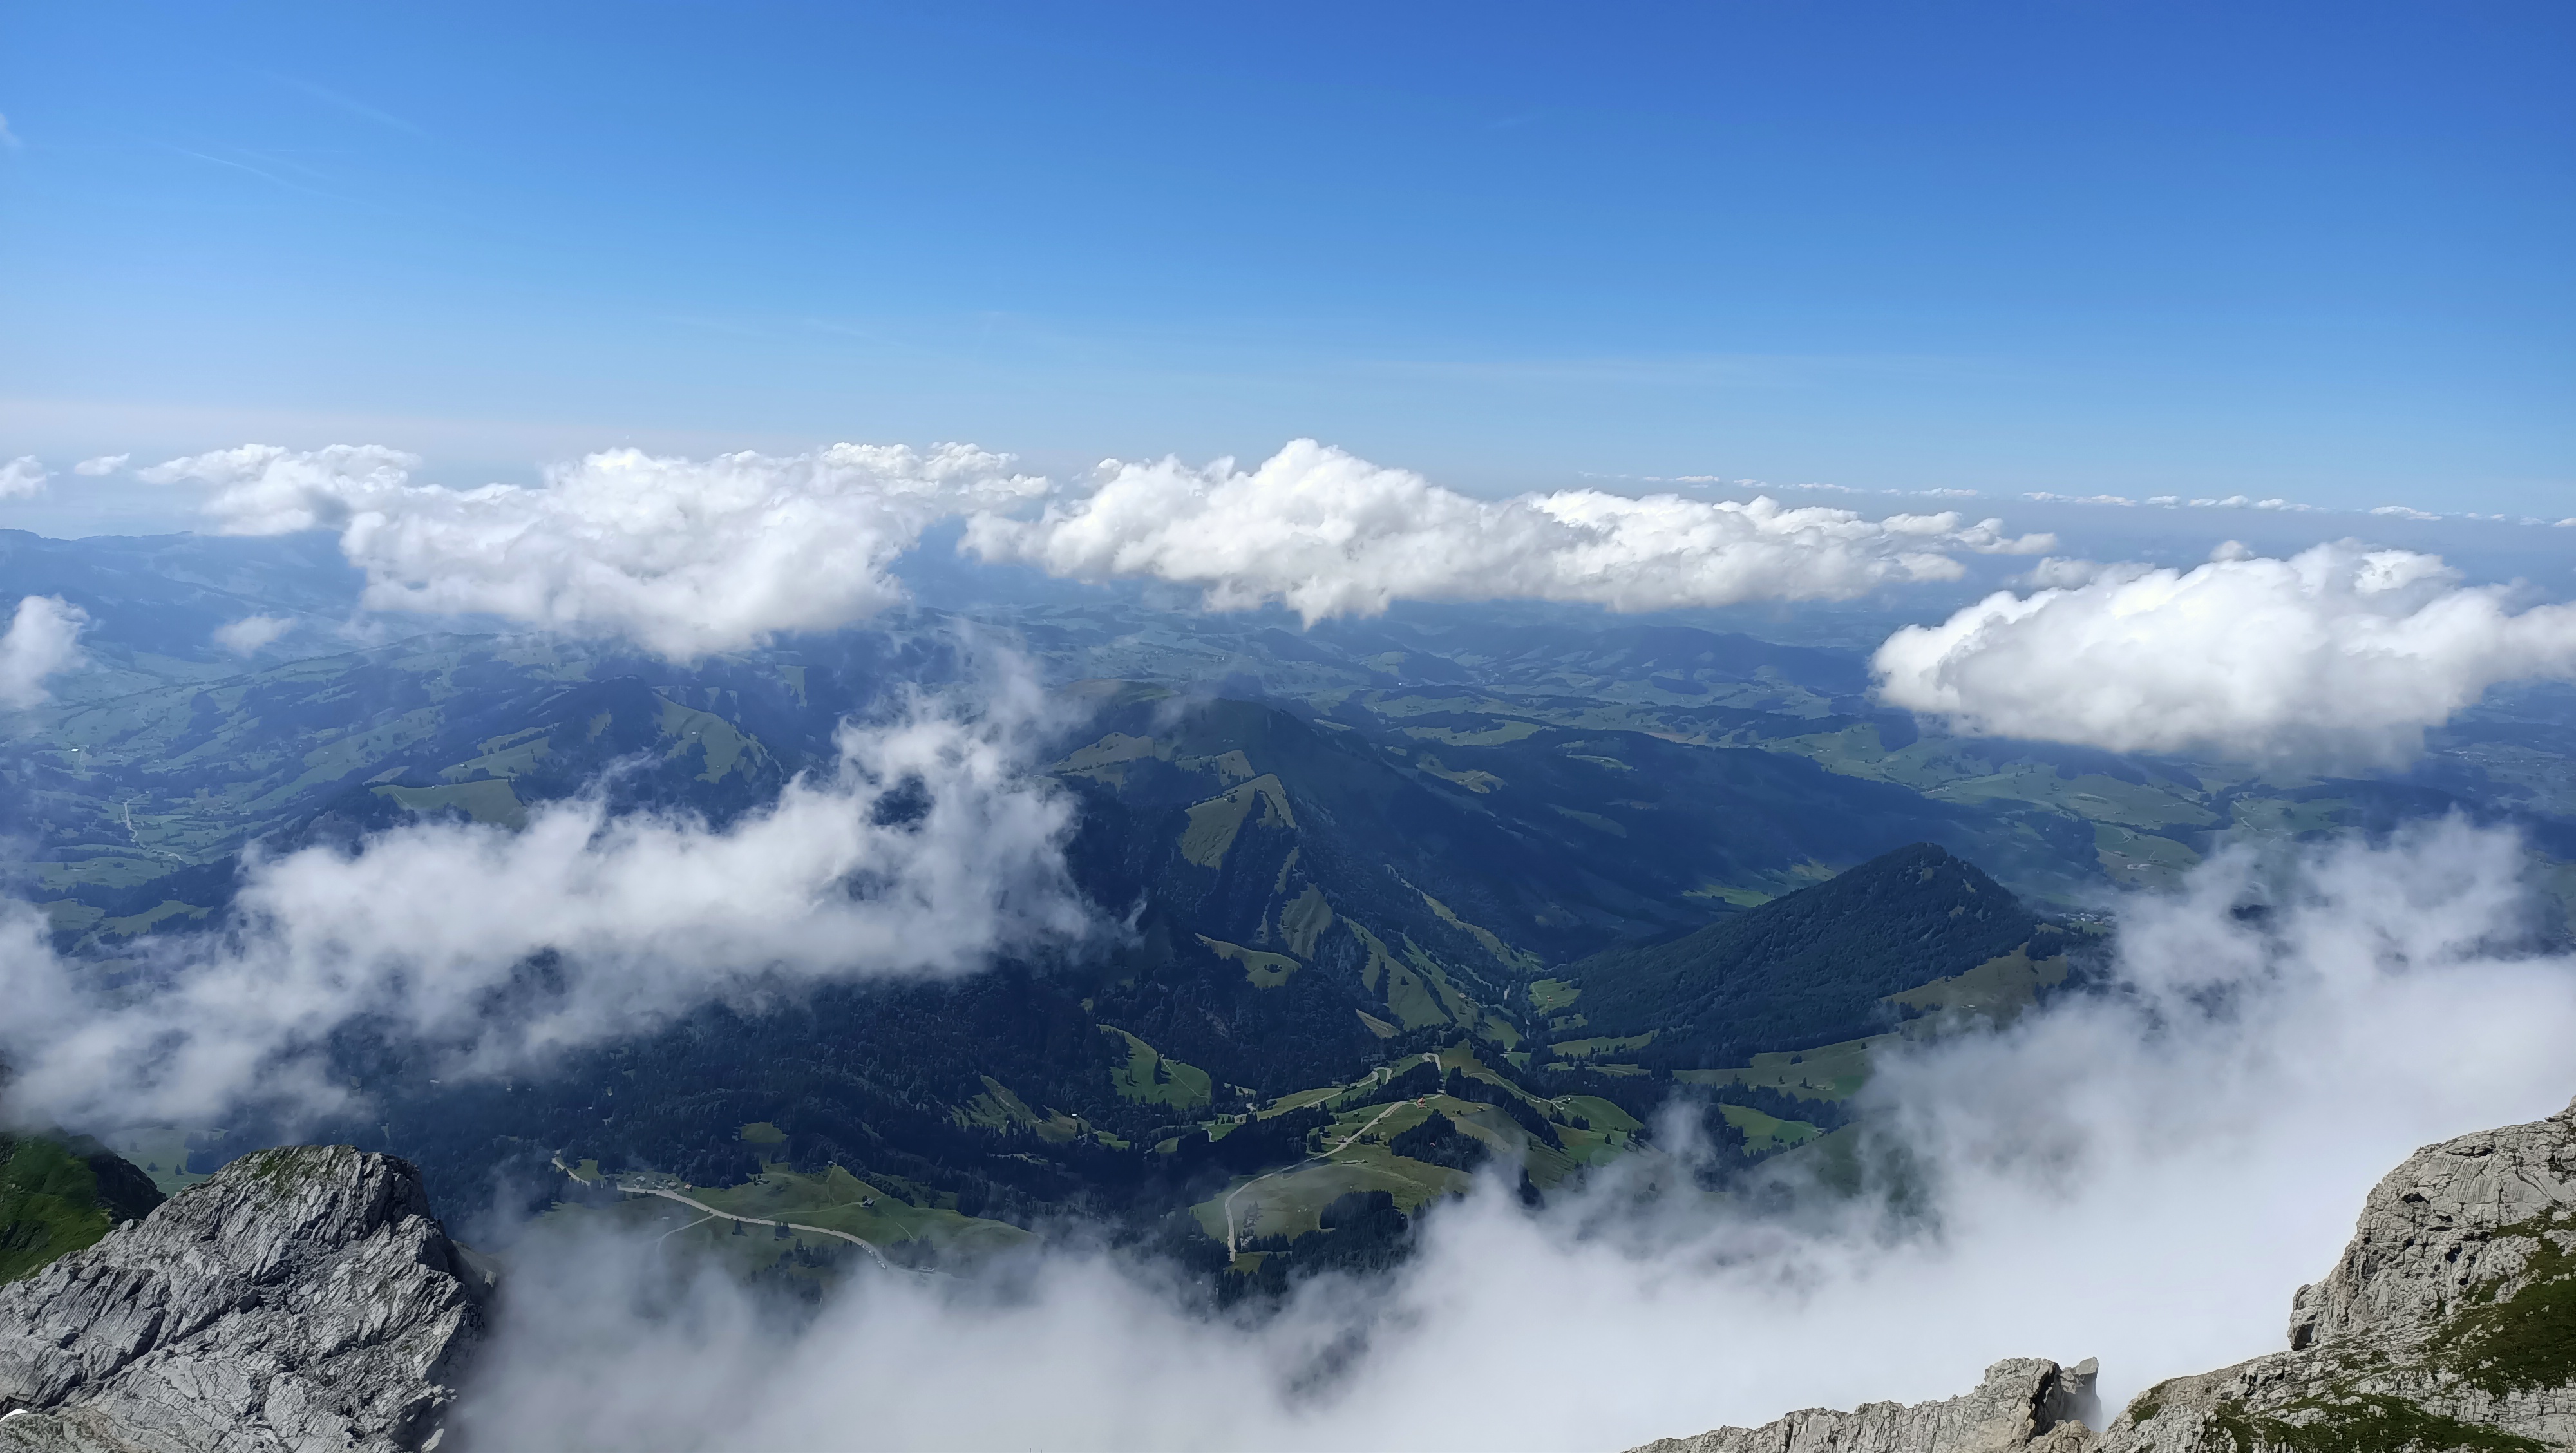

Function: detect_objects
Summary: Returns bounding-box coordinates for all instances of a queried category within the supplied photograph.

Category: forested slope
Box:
[1573,844,2059,1069]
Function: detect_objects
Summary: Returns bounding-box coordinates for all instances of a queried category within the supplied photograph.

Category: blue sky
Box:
[1,1,2570,517]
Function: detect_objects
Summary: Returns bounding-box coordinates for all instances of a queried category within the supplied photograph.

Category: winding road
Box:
[1222,1052,1441,1255]
[558,1053,1448,1269]
[552,1157,913,1274]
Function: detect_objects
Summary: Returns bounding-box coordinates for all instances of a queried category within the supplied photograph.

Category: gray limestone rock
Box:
[1629,1357,2101,1453]
[2096,1096,2576,1452]
[0,1146,490,1453]
[1628,1096,2576,1453]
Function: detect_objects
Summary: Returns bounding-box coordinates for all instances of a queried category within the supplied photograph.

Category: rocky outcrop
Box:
[0,1147,491,1453]
[1631,1358,2103,1453]
[1628,1097,2576,1453]
[2096,1096,2576,1452]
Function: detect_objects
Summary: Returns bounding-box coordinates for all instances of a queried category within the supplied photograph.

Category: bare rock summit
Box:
[1630,1356,2103,1453]
[0,1146,490,1453]
[1627,1096,2576,1452]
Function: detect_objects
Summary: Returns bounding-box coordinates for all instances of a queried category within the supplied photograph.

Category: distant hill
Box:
[1570,844,2058,1070]
[0,1132,166,1283]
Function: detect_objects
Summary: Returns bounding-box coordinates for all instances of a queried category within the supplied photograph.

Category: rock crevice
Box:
[0,1146,489,1453]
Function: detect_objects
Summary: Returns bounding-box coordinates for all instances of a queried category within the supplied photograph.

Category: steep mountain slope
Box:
[0,1147,488,1453]
[1058,693,2050,1070]
[1570,844,2064,1070]
[0,1137,162,1285]
[1631,1096,2576,1452]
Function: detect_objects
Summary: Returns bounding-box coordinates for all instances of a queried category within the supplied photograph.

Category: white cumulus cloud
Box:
[964,439,2055,624]
[212,614,295,655]
[1871,541,2576,764]
[140,442,1050,660]
[138,442,421,533]
[0,670,1092,1128]
[0,596,88,708]
[71,454,130,477]
[0,457,47,500]
[132,438,2061,654]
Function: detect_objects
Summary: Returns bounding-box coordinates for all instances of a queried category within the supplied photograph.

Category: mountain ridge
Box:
[1571,842,2065,1070]
[0,1146,488,1453]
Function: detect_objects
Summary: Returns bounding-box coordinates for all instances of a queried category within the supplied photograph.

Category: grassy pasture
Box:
[0,1138,134,1283]
[1414,891,1541,972]
[440,726,551,782]
[2091,822,2202,888]
[691,1162,1032,1261]
[547,1160,1034,1284]
[1403,719,1545,746]
[1262,1085,1348,1117]
[1528,978,1582,1014]
[1718,1103,1823,1154]
[1678,1034,1880,1101]
[1886,944,2069,1021]
[1198,935,1302,989]
[654,695,759,783]
[1548,1032,1654,1059]
[2228,795,2351,837]
[1414,754,1504,793]
[373,779,527,828]
[1278,884,1335,956]
[1104,1029,1214,1109]
[1053,730,1168,787]
[1555,1094,1643,1134]
[1179,774,1296,868]
[1549,804,1627,837]
[1190,1143,1472,1243]
[99,899,209,937]
[963,1074,1091,1141]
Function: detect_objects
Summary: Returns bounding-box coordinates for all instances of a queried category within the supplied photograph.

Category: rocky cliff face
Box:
[0,1147,490,1453]
[1632,1358,2103,1453]
[1628,1097,2576,1453]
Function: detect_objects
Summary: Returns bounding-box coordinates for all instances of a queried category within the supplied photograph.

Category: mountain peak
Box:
[0,1146,488,1453]
[1571,843,2047,1070]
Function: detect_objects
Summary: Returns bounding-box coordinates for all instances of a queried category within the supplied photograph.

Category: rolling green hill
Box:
[0,1133,166,1283]
[1567,843,2062,1070]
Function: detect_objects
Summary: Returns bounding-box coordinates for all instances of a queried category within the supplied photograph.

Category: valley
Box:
[6,535,2576,1304]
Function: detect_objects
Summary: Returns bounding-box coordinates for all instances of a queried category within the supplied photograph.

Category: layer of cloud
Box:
[211,614,295,655]
[1873,541,2576,764]
[137,442,421,533]
[0,669,1092,1128]
[123,437,2073,652]
[451,820,2575,1451]
[966,439,2056,623]
[0,596,88,708]
[138,442,1049,660]
[0,457,47,500]
[71,454,129,477]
